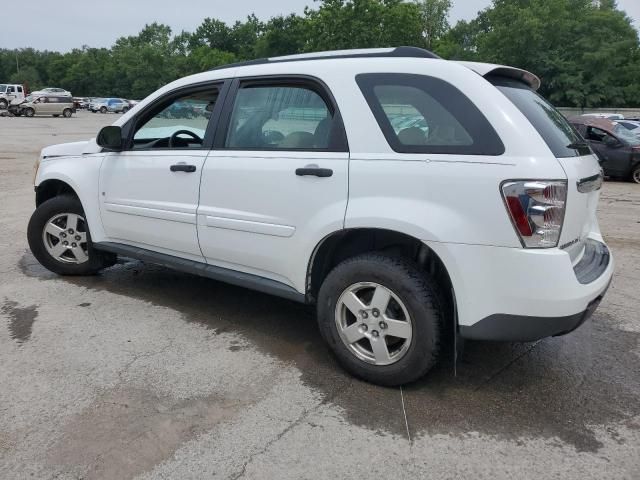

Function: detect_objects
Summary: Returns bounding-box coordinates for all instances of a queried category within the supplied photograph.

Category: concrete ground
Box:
[0,111,639,480]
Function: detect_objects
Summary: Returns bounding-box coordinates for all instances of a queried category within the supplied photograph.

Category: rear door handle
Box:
[295,165,333,178]
[170,164,196,173]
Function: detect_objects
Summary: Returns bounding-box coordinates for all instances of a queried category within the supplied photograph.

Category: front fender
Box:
[36,154,106,241]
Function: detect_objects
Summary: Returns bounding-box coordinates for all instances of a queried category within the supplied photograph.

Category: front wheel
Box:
[317,253,443,386]
[27,195,115,275]
[24,108,35,117]
[100,106,107,114]
[122,107,129,113]
[0,99,7,109]
[631,165,640,184]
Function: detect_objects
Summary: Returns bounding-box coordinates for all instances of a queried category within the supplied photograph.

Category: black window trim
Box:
[214,74,349,153]
[121,79,231,152]
[356,73,505,156]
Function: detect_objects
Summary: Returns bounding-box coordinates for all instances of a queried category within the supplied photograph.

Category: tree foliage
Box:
[0,0,638,107]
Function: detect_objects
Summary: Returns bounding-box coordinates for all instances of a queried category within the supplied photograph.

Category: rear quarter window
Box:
[356,73,504,155]
[488,76,588,158]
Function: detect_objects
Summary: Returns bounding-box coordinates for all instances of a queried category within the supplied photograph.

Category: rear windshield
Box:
[489,76,588,158]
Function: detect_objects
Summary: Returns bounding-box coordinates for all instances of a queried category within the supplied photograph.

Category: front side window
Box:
[225,85,335,150]
[131,88,219,150]
[357,73,504,155]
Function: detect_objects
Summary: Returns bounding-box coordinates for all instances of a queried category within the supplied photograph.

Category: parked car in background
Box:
[0,84,26,109]
[88,98,106,113]
[73,97,90,109]
[570,116,640,183]
[32,87,72,97]
[12,96,75,118]
[90,98,130,114]
[27,47,613,386]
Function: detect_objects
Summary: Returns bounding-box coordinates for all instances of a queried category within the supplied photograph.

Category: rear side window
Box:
[489,76,588,158]
[356,73,504,155]
[225,84,338,151]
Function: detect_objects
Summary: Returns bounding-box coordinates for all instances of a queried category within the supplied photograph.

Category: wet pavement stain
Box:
[1,299,38,343]
[46,387,245,480]
[18,252,640,451]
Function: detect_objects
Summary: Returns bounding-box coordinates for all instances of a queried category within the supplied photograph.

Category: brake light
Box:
[501,180,567,248]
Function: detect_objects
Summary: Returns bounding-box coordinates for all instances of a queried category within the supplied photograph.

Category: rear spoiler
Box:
[456,61,541,91]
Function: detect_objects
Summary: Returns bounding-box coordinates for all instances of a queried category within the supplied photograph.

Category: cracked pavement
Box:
[1,113,639,479]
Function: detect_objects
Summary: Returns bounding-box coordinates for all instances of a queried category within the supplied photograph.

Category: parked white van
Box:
[26,47,613,385]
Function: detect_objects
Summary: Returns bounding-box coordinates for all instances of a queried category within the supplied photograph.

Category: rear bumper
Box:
[425,236,613,342]
[459,283,609,341]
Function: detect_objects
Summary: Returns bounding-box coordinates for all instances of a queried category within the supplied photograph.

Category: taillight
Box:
[501,180,567,248]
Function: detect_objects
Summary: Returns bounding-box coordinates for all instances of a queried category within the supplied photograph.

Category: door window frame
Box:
[214,75,349,153]
[121,79,231,152]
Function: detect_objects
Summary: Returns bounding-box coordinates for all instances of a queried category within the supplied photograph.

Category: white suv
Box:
[27,47,613,386]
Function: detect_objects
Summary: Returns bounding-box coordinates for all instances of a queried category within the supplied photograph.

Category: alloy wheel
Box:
[335,282,413,366]
[42,213,89,264]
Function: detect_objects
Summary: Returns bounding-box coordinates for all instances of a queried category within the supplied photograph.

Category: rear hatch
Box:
[486,73,602,263]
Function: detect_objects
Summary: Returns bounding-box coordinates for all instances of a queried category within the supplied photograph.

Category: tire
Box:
[27,195,115,276]
[100,106,107,114]
[24,108,35,117]
[0,99,7,110]
[317,253,443,386]
[122,107,129,113]
[631,164,640,184]
[63,108,72,118]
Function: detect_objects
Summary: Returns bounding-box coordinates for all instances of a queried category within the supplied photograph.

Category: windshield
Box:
[614,123,640,146]
[489,77,588,158]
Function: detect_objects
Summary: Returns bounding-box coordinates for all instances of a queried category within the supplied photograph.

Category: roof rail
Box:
[208,46,440,71]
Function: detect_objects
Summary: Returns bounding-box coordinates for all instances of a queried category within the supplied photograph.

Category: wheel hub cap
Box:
[335,282,413,366]
[42,213,89,264]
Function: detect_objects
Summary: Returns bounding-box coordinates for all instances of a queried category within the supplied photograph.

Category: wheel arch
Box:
[35,179,80,207]
[306,228,456,322]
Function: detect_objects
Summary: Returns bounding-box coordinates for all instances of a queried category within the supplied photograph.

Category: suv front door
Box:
[197,78,349,291]
[99,83,225,260]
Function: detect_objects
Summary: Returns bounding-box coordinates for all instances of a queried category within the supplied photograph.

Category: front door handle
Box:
[295,165,333,178]
[170,164,196,173]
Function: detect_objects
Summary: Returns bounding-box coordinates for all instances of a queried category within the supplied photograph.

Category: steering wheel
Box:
[169,130,202,148]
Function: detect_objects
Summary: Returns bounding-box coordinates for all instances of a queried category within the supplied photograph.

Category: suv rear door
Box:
[197,77,349,292]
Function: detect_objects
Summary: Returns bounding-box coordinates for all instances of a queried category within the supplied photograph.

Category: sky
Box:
[1,0,639,52]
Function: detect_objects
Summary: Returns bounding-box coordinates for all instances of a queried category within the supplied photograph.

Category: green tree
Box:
[414,0,452,50]
[441,0,640,107]
[304,0,425,51]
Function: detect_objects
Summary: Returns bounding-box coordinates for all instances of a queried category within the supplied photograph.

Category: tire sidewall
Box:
[63,109,72,118]
[317,255,441,385]
[25,108,34,117]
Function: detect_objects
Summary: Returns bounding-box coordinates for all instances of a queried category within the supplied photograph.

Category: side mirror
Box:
[97,125,124,151]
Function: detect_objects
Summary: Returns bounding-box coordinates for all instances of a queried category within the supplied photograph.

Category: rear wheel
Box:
[63,108,72,118]
[27,195,115,275]
[24,108,35,117]
[317,253,443,386]
[631,165,640,184]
